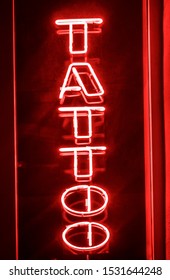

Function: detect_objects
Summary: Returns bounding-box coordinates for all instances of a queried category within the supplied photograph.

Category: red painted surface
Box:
[143,0,165,259]
[164,0,170,260]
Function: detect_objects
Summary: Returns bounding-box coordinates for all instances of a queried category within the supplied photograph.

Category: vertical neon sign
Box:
[56,18,110,253]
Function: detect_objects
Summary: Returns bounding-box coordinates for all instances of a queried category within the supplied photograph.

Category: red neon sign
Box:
[61,185,108,217]
[60,146,106,182]
[59,63,104,105]
[55,18,103,54]
[59,107,105,144]
[56,17,110,253]
[62,222,110,252]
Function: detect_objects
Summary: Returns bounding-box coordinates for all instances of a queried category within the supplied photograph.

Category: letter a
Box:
[59,63,104,105]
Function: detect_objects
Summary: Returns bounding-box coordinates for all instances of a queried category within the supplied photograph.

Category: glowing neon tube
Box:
[59,63,104,104]
[61,185,108,217]
[59,107,105,145]
[59,146,106,182]
[62,221,110,252]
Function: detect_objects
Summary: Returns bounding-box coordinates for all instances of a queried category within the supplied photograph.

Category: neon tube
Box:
[61,185,108,217]
[59,146,106,182]
[62,221,110,252]
[58,107,105,145]
[59,63,104,104]
[69,22,87,54]
[55,18,103,25]
[56,17,110,253]
[55,19,102,55]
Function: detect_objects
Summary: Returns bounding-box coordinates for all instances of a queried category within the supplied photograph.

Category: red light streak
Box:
[55,18,103,25]
[87,185,91,212]
[58,106,105,112]
[59,63,104,105]
[88,222,92,247]
[59,146,106,152]
[61,185,108,217]
[56,29,102,36]
[62,222,110,252]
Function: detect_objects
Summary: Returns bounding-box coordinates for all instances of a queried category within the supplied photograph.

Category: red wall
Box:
[164,0,170,260]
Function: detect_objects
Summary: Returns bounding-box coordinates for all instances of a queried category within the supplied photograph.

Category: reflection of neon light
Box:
[61,185,108,217]
[55,18,103,55]
[59,107,105,144]
[60,146,106,182]
[59,63,104,104]
[56,29,102,35]
[62,221,110,251]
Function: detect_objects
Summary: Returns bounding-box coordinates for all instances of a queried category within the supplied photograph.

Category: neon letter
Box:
[61,185,108,217]
[59,146,106,182]
[59,106,105,144]
[62,222,110,251]
[55,18,103,54]
[59,63,104,104]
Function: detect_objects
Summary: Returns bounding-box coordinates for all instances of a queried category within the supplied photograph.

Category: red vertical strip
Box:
[143,0,165,259]
[0,0,17,259]
[12,0,19,260]
[163,0,170,260]
[143,0,154,260]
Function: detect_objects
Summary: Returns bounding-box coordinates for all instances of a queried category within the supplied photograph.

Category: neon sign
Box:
[56,18,110,253]
[58,63,104,104]
[62,222,110,252]
[55,18,103,54]
[61,185,108,217]
[59,107,105,144]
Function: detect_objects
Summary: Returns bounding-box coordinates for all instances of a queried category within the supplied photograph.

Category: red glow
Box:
[57,17,110,253]
[55,18,103,54]
[62,222,110,252]
[58,106,105,112]
[59,63,104,105]
[55,18,103,25]
[70,22,87,54]
[61,185,108,217]
[59,106,105,144]
[60,146,106,182]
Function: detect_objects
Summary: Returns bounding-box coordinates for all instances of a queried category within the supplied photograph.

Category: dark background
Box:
[15,0,145,259]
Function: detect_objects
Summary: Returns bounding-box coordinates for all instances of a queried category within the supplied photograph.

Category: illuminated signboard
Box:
[56,18,110,253]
